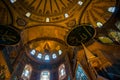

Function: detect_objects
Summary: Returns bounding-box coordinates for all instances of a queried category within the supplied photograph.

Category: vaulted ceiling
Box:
[0,0,120,76]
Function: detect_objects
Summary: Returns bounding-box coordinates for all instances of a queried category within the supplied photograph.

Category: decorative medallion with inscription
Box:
[0,25,20,45]
[66,25,95,46]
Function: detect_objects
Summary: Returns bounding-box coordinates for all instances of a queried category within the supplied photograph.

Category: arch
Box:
[21,64,32,80]
[44,55,50,60]
[52,53,57,59]
[58,64,66,80]
[40,70,50,80]
[30,49,36,55]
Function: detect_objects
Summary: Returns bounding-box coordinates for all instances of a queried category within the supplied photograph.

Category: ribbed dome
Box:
[19,0,78,16]
[80,0,116,27]
[11,0,78,22]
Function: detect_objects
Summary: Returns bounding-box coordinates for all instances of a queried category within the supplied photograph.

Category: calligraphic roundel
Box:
[0,25,20,45]
[66,25,95,46]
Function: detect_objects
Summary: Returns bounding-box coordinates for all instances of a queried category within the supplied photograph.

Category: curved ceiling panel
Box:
[19,0,77,16]
[80,0,116,28]
[28,40,67,53]
[0,1,12,25]
[21,26,68,45]
[25,40,68,64]
[10,0,78,22]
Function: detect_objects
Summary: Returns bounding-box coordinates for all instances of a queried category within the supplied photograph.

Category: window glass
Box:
[40,71,50,80]
[108,7,116,13]
[98,36,113,44]
[10,0,16,3]
[97,22,103,28]
[58,50,62,55]
[59,64,66,80]
[30,49,36,55]
[46,18,50,22]
[78,1,83,5]
[25,12,31,17]
[76,64,88,80]
[21,64,32,80]
[64,13,69,18]
[37,53,42,59]
[45,55,50,60]
[52,53,57,59]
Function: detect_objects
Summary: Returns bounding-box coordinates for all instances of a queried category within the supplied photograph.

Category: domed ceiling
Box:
[80,0,116,27]
[19,0,77,16]
[10,0,116,26]
[0,0,117,47]
[6,0,118,49]
[11,0,78,22]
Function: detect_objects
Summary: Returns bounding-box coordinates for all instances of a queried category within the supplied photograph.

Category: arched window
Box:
[40,70,50,80]
[97,22,103,28]
[37,53,42,59]
[64,13,69,18]
[25,12,31,17]
[44,55,50,60]
[108,7,116,13]
[52,53,57,59]
[30,49,36,55]
[98,36,113,44]
[58,50,62,55]
[59,64,66,80]
[46,17,50,22]
[10,0,16,3]
[21,64,32,80]
[78,1,83,5]
[76,64,88,80]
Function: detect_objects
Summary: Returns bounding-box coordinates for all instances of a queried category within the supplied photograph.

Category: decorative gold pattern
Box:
[0,1,12,25]
[80,0,116,27]
[12,0,78,22]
